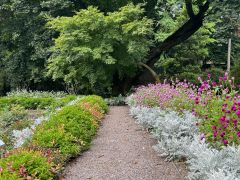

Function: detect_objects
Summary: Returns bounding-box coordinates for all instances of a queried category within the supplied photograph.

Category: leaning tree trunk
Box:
[113,0,211,94]
[135,0,210,85]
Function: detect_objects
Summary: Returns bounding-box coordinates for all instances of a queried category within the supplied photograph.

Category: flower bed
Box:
[0,92,78,153]
[127,73,240,179]
[0,95,108,179]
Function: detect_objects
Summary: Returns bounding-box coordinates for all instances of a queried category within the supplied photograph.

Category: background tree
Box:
[47,4,153,95]
[0,0,239,95]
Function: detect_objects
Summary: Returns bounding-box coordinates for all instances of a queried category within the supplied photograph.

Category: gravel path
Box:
[63,106,187,180]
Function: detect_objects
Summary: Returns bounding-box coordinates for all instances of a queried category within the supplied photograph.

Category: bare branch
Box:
[139,62,160,83]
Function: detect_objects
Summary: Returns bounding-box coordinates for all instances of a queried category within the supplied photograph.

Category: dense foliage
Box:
[0,0,239,95]
[47,4,153,95]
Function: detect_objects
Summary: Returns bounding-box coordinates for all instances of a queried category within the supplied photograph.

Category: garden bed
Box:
[0,91,108,179]
[127,73,240,179]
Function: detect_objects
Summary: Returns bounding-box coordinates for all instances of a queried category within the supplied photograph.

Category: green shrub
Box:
[0,97,56,110]
[80,95,108,113]
[32,104,98,158]
[0,149,54,179]
[0,105,27,127]
[32,124,81,157]
[7,90,67,98]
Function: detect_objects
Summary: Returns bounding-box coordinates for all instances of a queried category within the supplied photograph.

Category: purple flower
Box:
[236,110,240,117]
[208,73,211,79]
[220,116,226,122]
[212,81,217,87]
[220,131,225,137]
[237,132,240,138]
[226,110,231,114]
[223,139,228,145]
[213,131,218,137]
[200,134,205,140]
[231,106,237,111]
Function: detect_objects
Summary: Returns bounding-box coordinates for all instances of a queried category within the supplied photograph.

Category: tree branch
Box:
[185,0,195,18]
[146,0,210,67]
[139,62,160,83]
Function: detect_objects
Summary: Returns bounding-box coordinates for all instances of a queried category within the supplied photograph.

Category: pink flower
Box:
[233,119,237,127]
[220,116,226,122]
[231,106,237,111]
[236,110,240,117]
[212,82,217,87]
[223,139,228,145]
[226,110,231,114]
[220,131,225,137]
[213,131,218,137]
[208,73,211,79]
[237,132,240,138]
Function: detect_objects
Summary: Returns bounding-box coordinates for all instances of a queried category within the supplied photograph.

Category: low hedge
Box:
[0,149,54,179]
[79,95,108,113]
[0,97,55,110]
[0,95,78,110]
[32,105,98,157]
[0,95,108,179]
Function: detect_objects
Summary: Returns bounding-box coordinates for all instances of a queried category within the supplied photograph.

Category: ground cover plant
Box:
[128,73,240,179]
[0,94,108,179]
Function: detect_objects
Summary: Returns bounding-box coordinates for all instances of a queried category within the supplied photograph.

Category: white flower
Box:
[0,140,5,146]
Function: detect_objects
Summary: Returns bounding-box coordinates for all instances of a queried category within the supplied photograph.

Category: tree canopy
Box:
[0,0,239,95]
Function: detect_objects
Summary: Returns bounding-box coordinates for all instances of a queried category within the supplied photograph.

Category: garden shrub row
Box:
[0,95,108,179]
[0,95,77,110]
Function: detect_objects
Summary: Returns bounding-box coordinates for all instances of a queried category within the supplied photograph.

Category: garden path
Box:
[63,106,186,180]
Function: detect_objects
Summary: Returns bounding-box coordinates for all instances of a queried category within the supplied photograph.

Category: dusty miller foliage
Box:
[128,101,240,179]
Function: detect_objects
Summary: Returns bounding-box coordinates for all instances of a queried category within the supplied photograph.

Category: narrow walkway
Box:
[63,106,186,180]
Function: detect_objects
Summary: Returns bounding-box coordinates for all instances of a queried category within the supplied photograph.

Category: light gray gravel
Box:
[63,106,187,180]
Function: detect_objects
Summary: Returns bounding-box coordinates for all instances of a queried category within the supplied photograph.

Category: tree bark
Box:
[146,0,210,68]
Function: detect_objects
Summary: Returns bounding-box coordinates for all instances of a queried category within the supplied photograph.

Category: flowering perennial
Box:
[128,72,240,179]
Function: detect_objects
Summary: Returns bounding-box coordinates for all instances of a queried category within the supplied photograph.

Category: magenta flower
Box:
[212,81,217,87]
[231,106,237,111]
[212,126,217,130]
[226,95,230,99]
[226,110,231,114]
[237,132,240,138]
[213,131,218,137]
[220,116,226,122]
[223,139,228,145]
[236,110,240,117]
[220,131,225,137]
